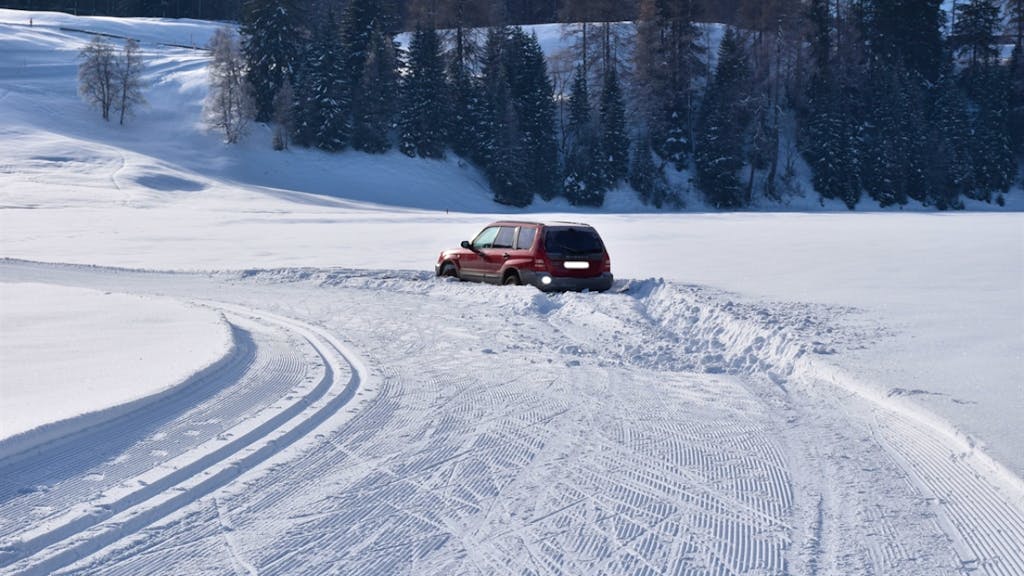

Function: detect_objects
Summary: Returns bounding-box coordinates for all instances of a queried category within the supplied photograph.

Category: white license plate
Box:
[563,261,590,270]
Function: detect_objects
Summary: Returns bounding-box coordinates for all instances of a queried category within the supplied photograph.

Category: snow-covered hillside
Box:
[1,10,1022,576]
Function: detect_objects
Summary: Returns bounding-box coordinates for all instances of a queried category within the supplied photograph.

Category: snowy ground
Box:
[0,282,231,450]
[1,10,1023,576]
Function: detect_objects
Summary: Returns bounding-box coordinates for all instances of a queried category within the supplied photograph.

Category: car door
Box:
[459,226,499,281]
[478,226,516,282]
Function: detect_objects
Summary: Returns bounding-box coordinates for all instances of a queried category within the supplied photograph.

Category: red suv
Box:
[435,221,613,292]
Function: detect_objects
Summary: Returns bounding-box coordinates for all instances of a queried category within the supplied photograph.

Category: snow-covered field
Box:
[1,10,1022,576]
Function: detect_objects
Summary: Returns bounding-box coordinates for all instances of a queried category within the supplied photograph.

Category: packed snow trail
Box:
[0,288,373,575]
[1,260,1021,575]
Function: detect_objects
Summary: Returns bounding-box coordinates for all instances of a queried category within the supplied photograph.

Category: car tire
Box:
[503,271,520,286]
[440,262,458,279]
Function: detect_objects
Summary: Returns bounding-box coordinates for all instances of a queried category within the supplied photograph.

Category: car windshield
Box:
[544,227,604,256]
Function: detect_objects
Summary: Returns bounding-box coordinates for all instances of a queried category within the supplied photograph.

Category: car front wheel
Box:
[439,262,458,278]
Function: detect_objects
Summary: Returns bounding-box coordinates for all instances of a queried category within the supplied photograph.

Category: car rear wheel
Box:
[503,271,520,286]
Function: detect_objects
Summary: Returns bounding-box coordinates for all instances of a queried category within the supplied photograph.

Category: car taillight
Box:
[603,255,611,272]
[534,258,547,270]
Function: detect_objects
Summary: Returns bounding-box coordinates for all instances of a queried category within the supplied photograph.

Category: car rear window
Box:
[544,227,604,256]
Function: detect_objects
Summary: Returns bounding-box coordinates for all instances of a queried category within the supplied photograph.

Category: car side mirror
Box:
[460,240,472,249]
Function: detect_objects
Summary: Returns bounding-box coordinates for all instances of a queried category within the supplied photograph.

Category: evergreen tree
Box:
[447,62,484,162]
[953,0,1017,201]
[860,66,929,206]
[563,65,602,206]
[1010,44,1024,159]
[504,28,558,201]
[241,0,302,123]
[953,0,1001,68]
[807,0,831,74]
[629,133,669,207]
[928,67,972,209]
[598,63,629,186]
[633,0,704,168]
[1012,0,1024,51]
[963,64,1016,200]
[863,0,944,81]
[351,23,399,153]
[695,27,751,208]
[443,0,485,162]
[399,25,448,159]
[801,73,863,209]
[291,10,348,151]
[479,27,529,206]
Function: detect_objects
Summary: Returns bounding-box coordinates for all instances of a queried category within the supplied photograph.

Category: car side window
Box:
[516,227,536,250]
[493,227,515,249]
[472,226,500,249]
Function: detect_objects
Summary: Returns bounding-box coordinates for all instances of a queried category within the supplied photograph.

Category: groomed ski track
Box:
[0,260,1021,576]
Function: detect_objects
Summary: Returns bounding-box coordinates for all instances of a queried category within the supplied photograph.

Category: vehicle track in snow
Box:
[2,260,1022,575]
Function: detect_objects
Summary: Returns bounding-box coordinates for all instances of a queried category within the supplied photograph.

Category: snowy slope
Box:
[0,10,1022,576]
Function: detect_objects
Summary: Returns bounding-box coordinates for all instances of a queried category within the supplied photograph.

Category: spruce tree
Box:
[634,0,704,168]
[445,0,485,163]
[448,63,484,163]
[929,67,972,209]
[863,0,944,81]
[629,133,668,207]
[695,28,751,208]
[964,64,1016,200]
[1010,44,1024,159]
[563,65,601,206]
[480,27,529,206]
[241,0,302,123]
[505,28,558,202]
[860,67,928,207]
[955,0,1017,201]
[351,23,399,153]
[953,0,1001,68]
[399,25,448,159]
[342,0,398,152]
[801,74,863,209]
[598,63,629,186]
[292,10,348,151]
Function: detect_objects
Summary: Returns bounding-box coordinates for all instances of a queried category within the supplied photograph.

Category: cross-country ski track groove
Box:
[0,259,1022,575]
[0,297,372,575]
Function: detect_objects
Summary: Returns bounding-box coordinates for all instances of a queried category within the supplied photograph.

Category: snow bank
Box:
[0,283,233,456]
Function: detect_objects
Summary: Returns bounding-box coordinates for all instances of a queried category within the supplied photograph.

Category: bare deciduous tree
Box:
[204,27,253,144]
[114,38,146,125]
[78,36,117,121]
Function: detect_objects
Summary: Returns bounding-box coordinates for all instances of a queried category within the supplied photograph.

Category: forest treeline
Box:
[4,0,762,27]
[38,0,1024,208]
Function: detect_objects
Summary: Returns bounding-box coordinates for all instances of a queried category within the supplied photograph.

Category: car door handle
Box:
[503,253,511,260]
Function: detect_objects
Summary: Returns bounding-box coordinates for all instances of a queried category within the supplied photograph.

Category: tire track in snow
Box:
[0,302,370,576]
